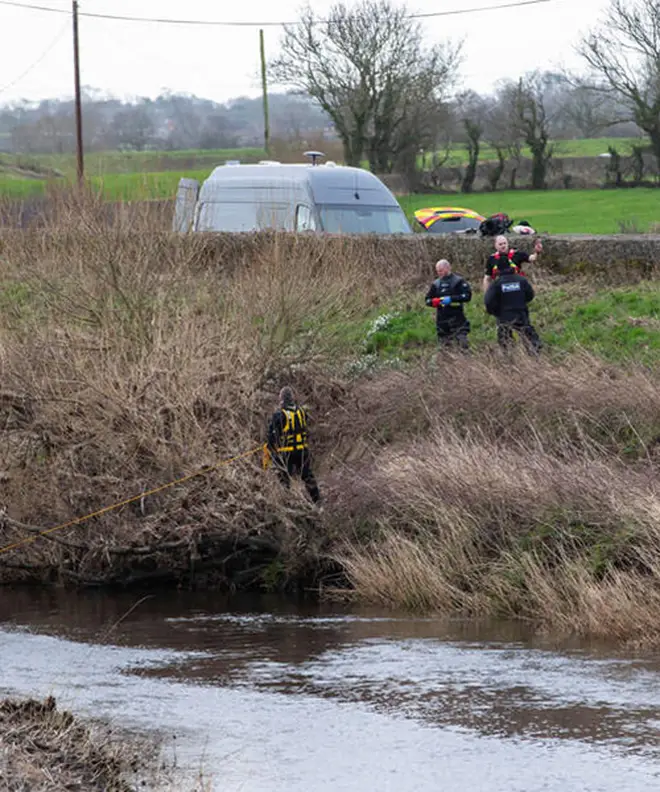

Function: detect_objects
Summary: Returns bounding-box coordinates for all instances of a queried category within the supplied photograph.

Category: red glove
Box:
[431,297,442,308]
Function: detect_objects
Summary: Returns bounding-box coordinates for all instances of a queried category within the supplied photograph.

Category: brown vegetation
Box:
[0,697,154,791]
[0,194,659,646]
[331,361,660,646]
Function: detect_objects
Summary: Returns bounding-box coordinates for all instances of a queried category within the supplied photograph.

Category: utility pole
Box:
[259,29,270,157]
[72,0,84,186]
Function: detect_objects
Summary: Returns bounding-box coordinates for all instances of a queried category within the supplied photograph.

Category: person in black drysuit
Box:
[425,259,472,350]
[482,235,543,292]
[266,386,321,504]
[484,266,542,355]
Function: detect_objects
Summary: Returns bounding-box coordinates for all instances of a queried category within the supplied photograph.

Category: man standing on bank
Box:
[484,265,542,355]
[425,259,472,351]
[483,235,543,292]
[266,387,321,504]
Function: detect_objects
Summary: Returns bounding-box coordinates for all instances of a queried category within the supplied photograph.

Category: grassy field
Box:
[2,136,660,233]
[1,147,266,177]
[1,137,643,176]
[438,137,644,166]
[400,189,660,234]
[1,176,658,233]
[347,279,660,367]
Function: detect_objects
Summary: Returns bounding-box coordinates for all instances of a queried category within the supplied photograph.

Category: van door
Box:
[173,178,200,232]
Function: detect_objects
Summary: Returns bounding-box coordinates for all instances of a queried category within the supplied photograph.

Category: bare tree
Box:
[559,84,620,138]
[271,1,461,169]
[578,0,660,170]
[456,91,486,193]
[509,73,555,190]
[483,89,523,191]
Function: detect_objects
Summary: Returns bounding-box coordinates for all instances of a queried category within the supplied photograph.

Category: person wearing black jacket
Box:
[425,259,472,350]
[484,267,542,354]
[266,386,321,504]
[483,235,543,292]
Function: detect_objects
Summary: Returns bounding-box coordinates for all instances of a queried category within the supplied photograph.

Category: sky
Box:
[0,0,611,106]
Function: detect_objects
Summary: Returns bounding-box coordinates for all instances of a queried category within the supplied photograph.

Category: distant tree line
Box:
[0,90,331,155]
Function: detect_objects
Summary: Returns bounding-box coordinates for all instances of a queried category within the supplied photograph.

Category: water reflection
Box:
[0,585,659,791]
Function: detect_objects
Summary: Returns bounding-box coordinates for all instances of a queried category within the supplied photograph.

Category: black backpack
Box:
[479,212,512,236]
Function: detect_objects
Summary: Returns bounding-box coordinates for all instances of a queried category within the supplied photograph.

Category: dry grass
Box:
[0,696,212,791]
[0,697,147,791]
[0,192,659,645]
[330,381,660,645]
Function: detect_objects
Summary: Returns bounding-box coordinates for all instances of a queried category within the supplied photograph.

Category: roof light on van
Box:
[224,160,241,166]
[325,161,337,167]
[258,160,281,165]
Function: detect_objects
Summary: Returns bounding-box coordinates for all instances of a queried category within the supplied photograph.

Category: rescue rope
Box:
[0,445,263,557]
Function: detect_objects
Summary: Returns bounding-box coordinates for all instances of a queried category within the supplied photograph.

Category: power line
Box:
[0,0,552,27]
[0,19,68,95]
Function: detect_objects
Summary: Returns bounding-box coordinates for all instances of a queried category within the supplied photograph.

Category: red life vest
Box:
[491,249,525,278]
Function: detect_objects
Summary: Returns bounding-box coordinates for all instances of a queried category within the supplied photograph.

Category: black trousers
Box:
[437,313,470,350]
[274,449,321,503]
[496,314,542,355]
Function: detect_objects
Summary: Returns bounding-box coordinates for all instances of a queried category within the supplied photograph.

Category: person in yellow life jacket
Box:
[266,386,321,504]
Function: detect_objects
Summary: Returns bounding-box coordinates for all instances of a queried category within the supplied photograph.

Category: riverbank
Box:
[0,212,658,646]
[0,696,198,791]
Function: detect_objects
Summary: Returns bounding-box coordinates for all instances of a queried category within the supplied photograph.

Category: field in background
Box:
[1,136,659,233]
[438,137,643,167]
[1,136,644,177]
[1,147,265,177]
[2,179,659,233]
[400,189,660,234]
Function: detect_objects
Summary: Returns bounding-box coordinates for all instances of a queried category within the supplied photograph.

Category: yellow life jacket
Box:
[276,406,309,452]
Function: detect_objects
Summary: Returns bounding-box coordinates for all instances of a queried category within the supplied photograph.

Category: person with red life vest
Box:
[482,235,542,292]
[265,386,321,504]
[425,259,472,350]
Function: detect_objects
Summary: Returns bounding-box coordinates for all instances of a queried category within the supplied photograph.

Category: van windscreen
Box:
[318,205,410,234]
[197,202,294,232]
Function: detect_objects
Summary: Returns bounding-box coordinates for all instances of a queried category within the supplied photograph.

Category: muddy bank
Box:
[0,227,659,646]
[0,696,178,791]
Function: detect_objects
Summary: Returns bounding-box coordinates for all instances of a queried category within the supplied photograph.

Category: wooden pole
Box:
[72,1,84,185]
[259,29,270,157]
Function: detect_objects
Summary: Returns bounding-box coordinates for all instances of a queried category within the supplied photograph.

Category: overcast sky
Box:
[0,0,610,106]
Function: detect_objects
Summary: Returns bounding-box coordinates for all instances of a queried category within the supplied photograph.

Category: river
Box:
[0,587,658,791]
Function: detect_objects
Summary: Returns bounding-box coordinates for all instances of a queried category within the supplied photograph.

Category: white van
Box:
[173,155,411,235]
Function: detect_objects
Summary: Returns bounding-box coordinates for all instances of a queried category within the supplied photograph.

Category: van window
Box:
[318,205,410,234]
[196,202,293,232]
[296,205,317,232]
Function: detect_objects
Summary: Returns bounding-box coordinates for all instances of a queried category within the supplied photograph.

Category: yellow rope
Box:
[0,445,263,557]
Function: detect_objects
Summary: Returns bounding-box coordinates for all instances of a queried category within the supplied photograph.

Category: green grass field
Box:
[1,147,266,177]
[0,136,642,176]
[438,137,643,167]
[346,280,660,366]
[400,189,660,234]
[1,136,660,233]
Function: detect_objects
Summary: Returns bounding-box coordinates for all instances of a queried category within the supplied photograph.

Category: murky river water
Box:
[0,587,659,791]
